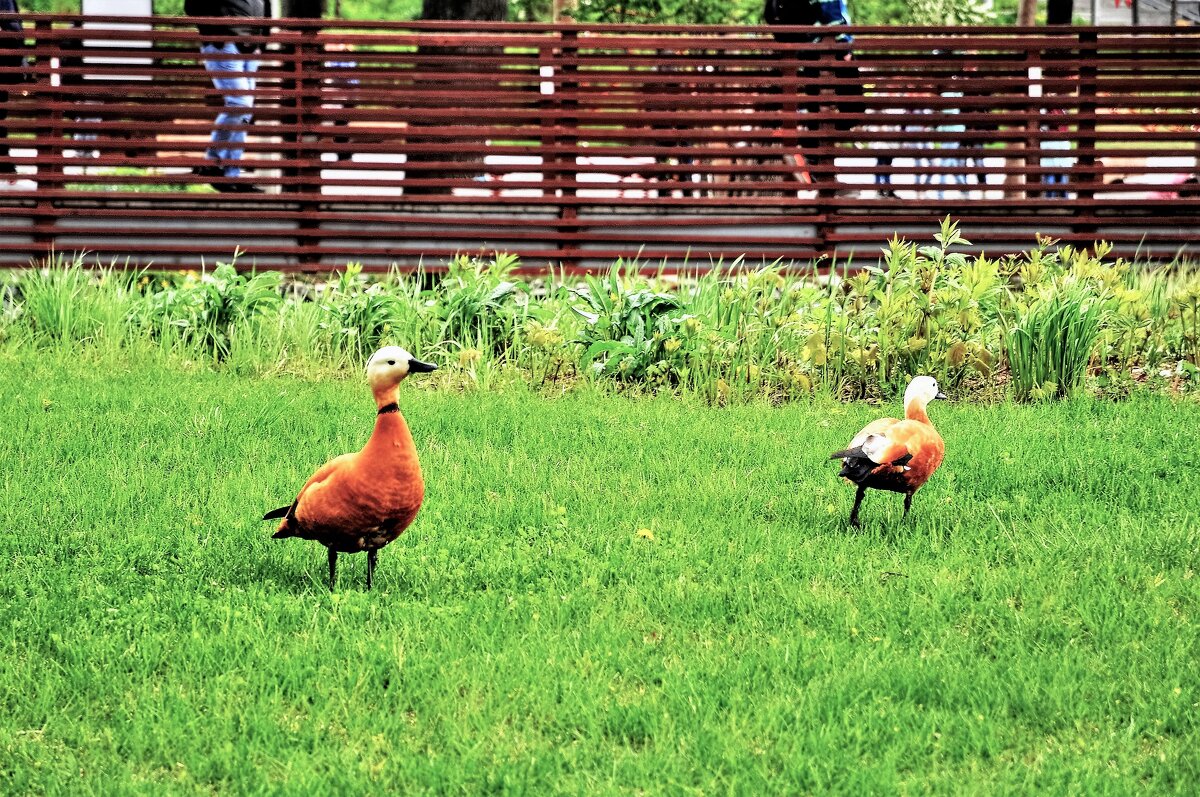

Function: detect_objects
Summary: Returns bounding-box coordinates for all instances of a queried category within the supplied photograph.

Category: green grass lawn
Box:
[2,353,1198,794]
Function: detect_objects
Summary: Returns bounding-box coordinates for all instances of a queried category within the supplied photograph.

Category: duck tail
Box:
[263,505,291,520]
[830,446,876,484]
[829,446,865,461]
[264,501,298,538]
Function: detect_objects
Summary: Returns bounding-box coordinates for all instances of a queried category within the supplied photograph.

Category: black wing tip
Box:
[271,527,293,539]
[830,446,863,460]
[262,505,290,520]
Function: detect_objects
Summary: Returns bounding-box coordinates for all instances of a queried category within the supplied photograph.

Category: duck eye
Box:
[387,359,396,366]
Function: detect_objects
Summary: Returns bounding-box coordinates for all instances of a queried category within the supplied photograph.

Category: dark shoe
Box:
[877,188,898,199]
[214,180,266,194]
[193,164,224,179]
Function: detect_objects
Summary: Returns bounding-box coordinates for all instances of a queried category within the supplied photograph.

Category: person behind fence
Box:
[763,0,865,194]
[0,0,25,184]
[185,0,270,193]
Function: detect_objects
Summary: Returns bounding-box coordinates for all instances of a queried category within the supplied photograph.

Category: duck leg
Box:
[366,549,377,591]
[849,485,868,528]
[903,491,914,518]
[328,548,338,591]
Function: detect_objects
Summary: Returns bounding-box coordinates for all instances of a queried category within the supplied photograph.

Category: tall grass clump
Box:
[14,253,139,348]
[1005,280,1106,400]
[1171,272,1200,367]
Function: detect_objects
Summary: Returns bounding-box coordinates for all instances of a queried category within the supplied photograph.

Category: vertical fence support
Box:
[1024,54,1042,201]
[295,24,322,268]
[1075,29,1099,245]
[813,33,835,258]
[31,18,61,257]
[555,29,578,271]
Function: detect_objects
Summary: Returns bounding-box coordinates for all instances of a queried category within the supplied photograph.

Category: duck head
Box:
[904,375,947,420]
[367,346,437,405]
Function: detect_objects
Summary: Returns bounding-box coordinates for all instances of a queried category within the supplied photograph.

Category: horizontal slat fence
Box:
[0,15,1197,271]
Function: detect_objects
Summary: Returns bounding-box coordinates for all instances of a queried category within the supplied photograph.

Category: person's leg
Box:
[202,42,258,178]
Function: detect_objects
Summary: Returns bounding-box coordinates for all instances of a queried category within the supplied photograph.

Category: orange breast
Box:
[884,421,945,489]
[288,412,426,551]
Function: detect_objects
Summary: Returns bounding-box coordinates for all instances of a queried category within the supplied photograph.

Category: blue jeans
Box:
[201,42,259,177]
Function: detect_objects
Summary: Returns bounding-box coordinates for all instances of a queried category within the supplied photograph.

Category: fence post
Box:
[31,18,63,257]
[294,23,322,268]
[1024,52,1041,200]
[1075,28,1099,244]
[813,32,836,259]
[554,28,578,271]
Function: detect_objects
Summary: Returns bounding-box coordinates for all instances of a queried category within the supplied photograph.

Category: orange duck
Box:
[264,346,438,590]
[830,376,946,527]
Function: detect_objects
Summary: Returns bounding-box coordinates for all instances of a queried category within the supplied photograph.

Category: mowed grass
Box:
[1,354,1198,795]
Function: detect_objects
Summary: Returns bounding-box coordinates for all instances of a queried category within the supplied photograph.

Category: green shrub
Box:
[571,262,691,383]
[432,253,528,358]
[132,257,282,362]
[314,262,419,365]
[3,226,1197,403]
[16,253,137,348]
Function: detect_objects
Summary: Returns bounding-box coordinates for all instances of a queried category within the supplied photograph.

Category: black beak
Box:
[935,391,948,400]
[408,358,438,373]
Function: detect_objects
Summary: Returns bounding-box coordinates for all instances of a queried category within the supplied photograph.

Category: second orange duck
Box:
[830,376,947,527]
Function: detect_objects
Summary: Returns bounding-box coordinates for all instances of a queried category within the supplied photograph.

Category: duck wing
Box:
[831,417,900,460]
[831,418,923,489]
[269,453,356,539]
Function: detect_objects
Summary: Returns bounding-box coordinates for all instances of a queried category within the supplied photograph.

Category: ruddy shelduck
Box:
[830,376,947,527]
[264,346,438,590]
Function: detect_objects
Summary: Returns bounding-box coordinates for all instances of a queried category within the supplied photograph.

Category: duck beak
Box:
[935,391,948,400]
[408,358,438,373]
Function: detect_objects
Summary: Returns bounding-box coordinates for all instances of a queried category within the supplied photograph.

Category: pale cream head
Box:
[904,375,947,409]
[367,346,416,393]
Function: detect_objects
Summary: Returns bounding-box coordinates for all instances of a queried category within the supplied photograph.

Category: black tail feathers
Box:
[832,448,913,485]
[837,456,877,484]
[264,500,298,538]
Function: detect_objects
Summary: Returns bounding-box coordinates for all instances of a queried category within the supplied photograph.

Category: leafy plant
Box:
[132,256,282,361]
[315,262,417,365]
[571,263,691,382]
[432,253,527,358]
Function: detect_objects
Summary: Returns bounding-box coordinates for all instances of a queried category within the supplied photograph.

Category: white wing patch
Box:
[860,434,890,464]
[849,433,912,470]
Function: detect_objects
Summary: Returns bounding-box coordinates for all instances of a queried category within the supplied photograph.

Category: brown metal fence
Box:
[1,15,1198,271]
